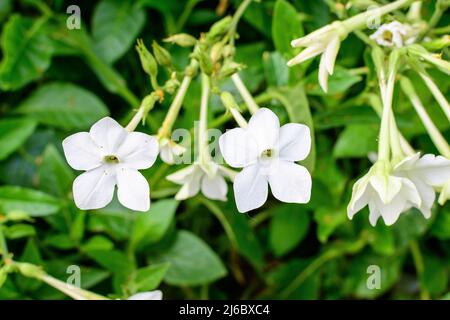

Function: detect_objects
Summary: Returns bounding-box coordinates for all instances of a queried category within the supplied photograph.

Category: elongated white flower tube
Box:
[62,117,159,212]
[219,108,312,213]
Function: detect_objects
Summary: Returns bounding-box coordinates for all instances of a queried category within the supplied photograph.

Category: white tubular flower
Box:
[393,153,450,217]
[127,290,162,300]
[219,108,312,213]
[370,21,409,48]
[347,161,422,226]
[166,161,233,201]
[288,22,345,92]
[62,117,159,212]
[159,137,186,164]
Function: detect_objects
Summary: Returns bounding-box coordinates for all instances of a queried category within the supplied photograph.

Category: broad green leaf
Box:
[269,204,310,256]
[369,224,395,255]
[422,255,448,297]
[153,230,227,286]
[92,0,146,63]
[0,15,53,90]
[0,118,37,161]
[17,82,109,130]
[263,51,289,87]
[272,0,303,57]
[314,106,379,130]
[130,199,178,250]
[333,124,379,158]
[430,210,450,240]
[305,67,362,96]
[314,207,347,243]
[2,224,36,240]
[39,145,74,197]
[44,234,77,250]
[0,186,61,217]
[132,263,170,292]
[17,239,43,292]
[81,235,114,252]
[86,250,134,275]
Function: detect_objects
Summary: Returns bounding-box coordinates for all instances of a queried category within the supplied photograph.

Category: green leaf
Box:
[422,255,448,297]
[81,235,114,252]
[0,15,53,90]
[132,263,170,292]
[272,0,303,57]
[0,186,61,217]
[86,250,134,275]
[306,67,362,96]
[333,124,379,158]
[0,118,37,161]
[369,224,395,255]
[39,145,74,197]
[314,207,347,243]
[2,224,36,239]
[430,209,450,240]
[92,0,146,63]
[130,199,178,250]
[263,51,289,87]
[17,239,43,292]
[16,82,109,130]
[153,230,227,286]
[269,204,310,256]
[44,234,77,250]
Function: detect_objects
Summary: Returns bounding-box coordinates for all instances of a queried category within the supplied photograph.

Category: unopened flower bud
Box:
[164,33,197,47]
[136,39,158,78]
[220,60,245,77]
[222,45,235,58]
[152,41,172,67]
[164,78,180,94]
[206,16,233,42]
[210,42,225,62]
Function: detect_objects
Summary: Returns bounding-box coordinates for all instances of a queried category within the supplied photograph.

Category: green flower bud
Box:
[222,45,235,58]
[135,39,158,78]
[152,41,172,67]
[206,16,233,42]
[210,42,225,62]
[164,33,197,47]
[422,35,450,51]
[220,60,245,77]
[164,77,180,94]
[17,262,44,279]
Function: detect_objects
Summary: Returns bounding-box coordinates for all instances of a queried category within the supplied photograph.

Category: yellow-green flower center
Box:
[104,155,119,164]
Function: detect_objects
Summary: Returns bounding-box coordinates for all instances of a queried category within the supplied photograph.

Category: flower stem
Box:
[0,226,9,261]
[409,240,431,300]
[419,0,448,40]
[198,73,211,163]
[228,0,253,45]
[418,70,450,122]
[400,77,450,157]
[231,73,259,114]
[157,71,195,139]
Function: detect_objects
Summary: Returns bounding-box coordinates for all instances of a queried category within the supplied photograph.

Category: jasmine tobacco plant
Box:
[0,0,449,302]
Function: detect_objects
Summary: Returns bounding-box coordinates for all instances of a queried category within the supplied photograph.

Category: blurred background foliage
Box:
[0,0,449,300]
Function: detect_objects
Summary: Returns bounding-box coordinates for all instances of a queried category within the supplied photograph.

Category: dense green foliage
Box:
[0,0,449,300]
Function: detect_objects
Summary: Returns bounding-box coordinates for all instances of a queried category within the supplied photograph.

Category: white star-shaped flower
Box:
[62,117,159,212]
[370,21,409,48]
[219,108,312,213]
[393,152,450,217]
[166,161,232,201]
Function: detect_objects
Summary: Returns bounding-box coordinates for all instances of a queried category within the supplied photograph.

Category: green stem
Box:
[176,0,201,32]
[229,0,253,45]
[199,197,239,250]
[419,0,448,40]
[409,240,431,300]
[198,73,211,163]
[231,73,259,114]
[400,77,450,157]
[0,226,9,260]
[280,234,368,299]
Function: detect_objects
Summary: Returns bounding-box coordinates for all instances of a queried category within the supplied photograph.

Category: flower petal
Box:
[233,164,268,213]
[116,166,150,212]
[268,161,311,204]
[62,132,103,170]
[247,108,280,154]
[287,43,324,66]
[412,154,450,187]
[278,123,311,162]
[116,132,159,169]
[72,166,116,210]
[166,165,197,184]
[160,144,175,164]
[369,174,402,204]
[323,36,340,74]
[347,179,372,219]
[411,177,435,219]
[89,117,127,154]
[201,174,228,201]
[318,53,329,92]
[219,128,258,168]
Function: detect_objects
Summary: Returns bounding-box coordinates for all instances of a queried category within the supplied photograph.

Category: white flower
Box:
[62,117,159,212]
[219,108,312,213]
[370,21,409,48]
[393,153,450,217]
[166,161,233,201]
[347,161,421,226]
[288,22,345,92]
[438,180,450,205]
[127,290,162,300]
[159,137,186,164]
